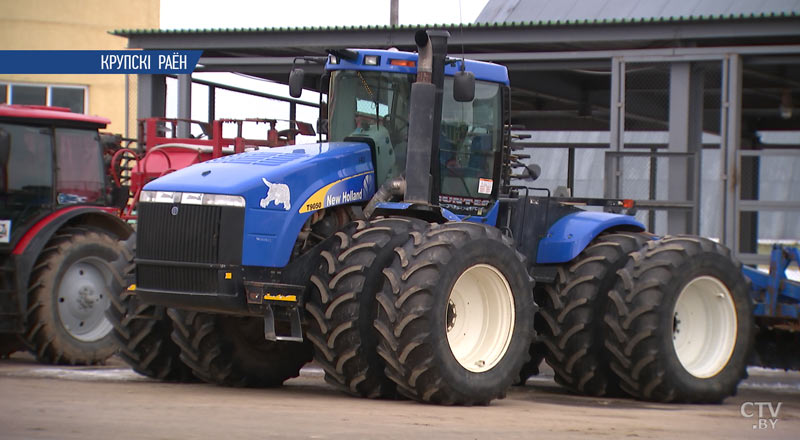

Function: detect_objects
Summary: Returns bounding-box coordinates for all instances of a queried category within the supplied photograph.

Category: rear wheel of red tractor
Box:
[25,227,123,365]
[0,334,24,358]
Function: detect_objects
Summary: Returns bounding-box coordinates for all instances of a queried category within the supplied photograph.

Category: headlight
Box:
[202,194,246,207]
[155,191,178,203]
[180,192,203,205]
[140,190,245,207]
[139,190,155,203]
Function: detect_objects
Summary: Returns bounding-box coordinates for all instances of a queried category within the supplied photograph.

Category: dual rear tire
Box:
[604,236,753,403]
[305,219,535,405]
[373,222,534,405]
[534,231,649,396]
[305,217,428,398]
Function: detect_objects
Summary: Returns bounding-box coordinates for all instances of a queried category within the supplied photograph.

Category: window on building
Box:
[1,83,87,113]
[51,87,85,113]
[12,85,47,106]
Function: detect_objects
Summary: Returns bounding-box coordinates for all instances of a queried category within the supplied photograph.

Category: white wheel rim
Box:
[446,264,515,373]
[672,276,737,378]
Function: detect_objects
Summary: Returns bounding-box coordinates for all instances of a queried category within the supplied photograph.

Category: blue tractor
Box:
[118,30,753,404]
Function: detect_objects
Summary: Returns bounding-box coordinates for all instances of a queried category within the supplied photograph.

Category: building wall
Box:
[0,0,160,136]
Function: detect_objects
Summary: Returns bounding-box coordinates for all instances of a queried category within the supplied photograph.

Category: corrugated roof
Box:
[112,9,799,36]
[476,0,800,23]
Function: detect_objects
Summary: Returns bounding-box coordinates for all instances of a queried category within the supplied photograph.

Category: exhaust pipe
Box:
[402,29,449,205]
[415,31,433,84]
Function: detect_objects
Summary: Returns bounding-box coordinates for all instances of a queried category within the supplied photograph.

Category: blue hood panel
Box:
[143,142,376,267]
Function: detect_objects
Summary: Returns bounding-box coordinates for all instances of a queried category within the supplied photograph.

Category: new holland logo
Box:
[170,206,179,216]
[299,171,374,214]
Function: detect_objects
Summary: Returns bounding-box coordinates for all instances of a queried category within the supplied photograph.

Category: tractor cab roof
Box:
[0,105,110,129]
[325,48,510,86]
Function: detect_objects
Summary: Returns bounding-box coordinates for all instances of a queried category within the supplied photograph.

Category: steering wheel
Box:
[382,114,409,144]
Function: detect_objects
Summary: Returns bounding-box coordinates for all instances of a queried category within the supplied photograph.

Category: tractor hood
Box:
[142,141,376,267]
[143,142,374,204]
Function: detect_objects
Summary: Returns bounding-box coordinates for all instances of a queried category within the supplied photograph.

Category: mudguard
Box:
[536,211,645,264]
[143,142,376,267]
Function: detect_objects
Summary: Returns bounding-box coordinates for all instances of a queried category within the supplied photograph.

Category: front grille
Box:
[136,202,244,293]
[138,203,222,264]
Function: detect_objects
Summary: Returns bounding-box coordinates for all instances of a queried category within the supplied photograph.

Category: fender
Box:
[10,206,133,323]
[536,211,645,264]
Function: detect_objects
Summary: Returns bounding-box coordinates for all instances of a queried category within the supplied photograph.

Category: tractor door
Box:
[0,122,54,246]
[437,79,504,217]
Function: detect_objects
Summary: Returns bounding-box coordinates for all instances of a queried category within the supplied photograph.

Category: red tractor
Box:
[0,104,133,364]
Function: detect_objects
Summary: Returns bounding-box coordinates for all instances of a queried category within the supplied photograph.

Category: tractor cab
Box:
[0,105,112,248]
[322,49,508,217]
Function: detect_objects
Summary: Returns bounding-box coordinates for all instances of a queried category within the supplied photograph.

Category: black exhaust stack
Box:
[403,29,449,205]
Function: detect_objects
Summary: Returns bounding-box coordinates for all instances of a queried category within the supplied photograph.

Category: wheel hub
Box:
[56,260,113,342]
[446,300,457,332]
[672,276,737,378]
[445,264,515,373]
[77,285,100,309]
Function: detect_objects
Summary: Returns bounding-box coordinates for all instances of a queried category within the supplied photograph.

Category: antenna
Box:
[458,0,466,71]
[391,0,399,26]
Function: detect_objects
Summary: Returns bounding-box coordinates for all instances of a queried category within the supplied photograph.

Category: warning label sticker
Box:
[0,220,10,243]
[478,178,493,195]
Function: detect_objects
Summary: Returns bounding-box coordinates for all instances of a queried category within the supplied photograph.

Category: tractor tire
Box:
[106,235,194,381]
[534,231,649,396]
[0,334,24,358]
[168,309,313,387]
[604,236,754,403]
[306,217,427,399]
[24,227,123,365]
[374,222,534,405]
[515,341,546,385]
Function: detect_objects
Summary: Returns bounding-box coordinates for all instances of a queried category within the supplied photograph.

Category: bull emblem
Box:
[260,178,291,211]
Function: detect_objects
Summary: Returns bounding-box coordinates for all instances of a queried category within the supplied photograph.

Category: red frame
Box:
[114,117,309,220]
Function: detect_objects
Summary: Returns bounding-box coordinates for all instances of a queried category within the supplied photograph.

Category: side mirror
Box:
[526,163,541,181]
[453,70,475,102]
[289,68,305,98]
[0,129,10,168]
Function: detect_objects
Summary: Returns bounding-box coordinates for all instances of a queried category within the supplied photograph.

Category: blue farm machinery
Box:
[746,246,800,371]
[113,30,778,405]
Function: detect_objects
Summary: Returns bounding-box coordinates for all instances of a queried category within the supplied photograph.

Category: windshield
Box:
[329,70,412,183]
[55,128,105,205]
[328,70,503,215]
